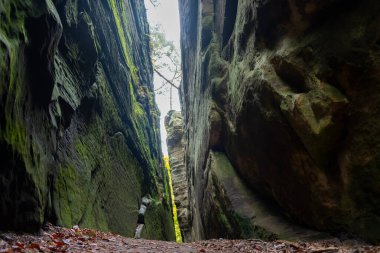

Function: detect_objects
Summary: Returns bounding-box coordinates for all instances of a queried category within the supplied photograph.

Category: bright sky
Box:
[144,0,181,156]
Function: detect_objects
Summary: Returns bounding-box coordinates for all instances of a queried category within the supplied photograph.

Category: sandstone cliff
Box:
[165,111,190,241]
[0,0,174,240]
[179,0,380,242]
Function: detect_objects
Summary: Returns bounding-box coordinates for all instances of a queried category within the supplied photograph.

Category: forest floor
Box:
[0,224,378,253]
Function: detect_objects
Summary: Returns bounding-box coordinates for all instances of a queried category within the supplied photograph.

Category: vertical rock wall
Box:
[164,111,190,241]
[0,0,174,240]
[179,0,380,242]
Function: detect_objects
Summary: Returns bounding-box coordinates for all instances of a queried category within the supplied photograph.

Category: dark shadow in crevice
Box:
[222,0,238,48]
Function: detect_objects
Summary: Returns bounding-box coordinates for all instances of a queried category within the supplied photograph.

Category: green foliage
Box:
[149,25,181,94]
[150,25,179,68]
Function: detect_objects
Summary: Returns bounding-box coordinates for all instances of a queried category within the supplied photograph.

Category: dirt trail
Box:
[0,224,378,253]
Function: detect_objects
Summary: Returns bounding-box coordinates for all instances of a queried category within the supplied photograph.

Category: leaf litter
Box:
[0,224,378,252]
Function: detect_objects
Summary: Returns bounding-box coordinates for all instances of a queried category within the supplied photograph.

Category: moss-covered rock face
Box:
[0,0,174,240]
[179,0,380,242]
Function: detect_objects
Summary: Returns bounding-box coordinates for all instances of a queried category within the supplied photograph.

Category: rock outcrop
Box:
[0,0,174,240]
[164,111,190,241]
[179,0,380,242]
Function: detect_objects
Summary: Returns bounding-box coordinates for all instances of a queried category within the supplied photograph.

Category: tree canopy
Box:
[150,24,181,109]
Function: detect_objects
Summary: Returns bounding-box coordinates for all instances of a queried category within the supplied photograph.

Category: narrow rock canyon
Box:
[0,0,379,249]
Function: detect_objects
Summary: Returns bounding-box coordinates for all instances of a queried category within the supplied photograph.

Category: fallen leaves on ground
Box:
[0,224,378,252]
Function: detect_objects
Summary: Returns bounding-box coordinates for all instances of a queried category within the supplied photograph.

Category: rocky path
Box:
[0,224,378,253]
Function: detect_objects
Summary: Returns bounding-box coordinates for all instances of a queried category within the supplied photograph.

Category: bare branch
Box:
[149,0,160,7]
[170,65,179,82]
[154,68,179,89]
[154,81,167,92]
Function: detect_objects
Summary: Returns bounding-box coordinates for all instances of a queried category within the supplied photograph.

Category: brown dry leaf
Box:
[52,233,65,239]
[310,247,339,253]
[53,240,66,247]
[29,242,40,249]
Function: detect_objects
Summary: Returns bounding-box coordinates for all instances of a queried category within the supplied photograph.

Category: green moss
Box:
[52,77,156,234]
[54,164,89,226]
[106,2,167,207]
[54,160,109,230]
[0,1,30,42]
[75,140,88,159]
[202,15,213,30]
[3,119,26,153]
[201,14,213,49]
[64,0,78,26]
[54,114,110,230]
[209,172,236,239]
[67,42,82,62]
[0,0,170,239]
[81,11,101,53]
[108,0,138,84]
[133,101,145,117]
[55,116,143,233]
[232,213,254,238]
[216,209,233,234]
[108,0,149,140]
[143,197,176,241]
[0,2,56,232]
[208,39,226,76]
[96,64,123,128]
[107,1,154,160]
[0,1,30,153]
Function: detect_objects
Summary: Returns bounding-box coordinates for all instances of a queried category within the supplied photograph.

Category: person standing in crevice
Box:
[134,195,152,239]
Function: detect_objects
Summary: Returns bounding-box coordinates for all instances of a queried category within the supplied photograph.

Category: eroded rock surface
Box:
[165,111,190,242]
[0,0,174,240]
[179,0,380,242]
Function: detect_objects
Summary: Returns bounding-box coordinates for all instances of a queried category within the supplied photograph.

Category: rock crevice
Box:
[165,111,190,242]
